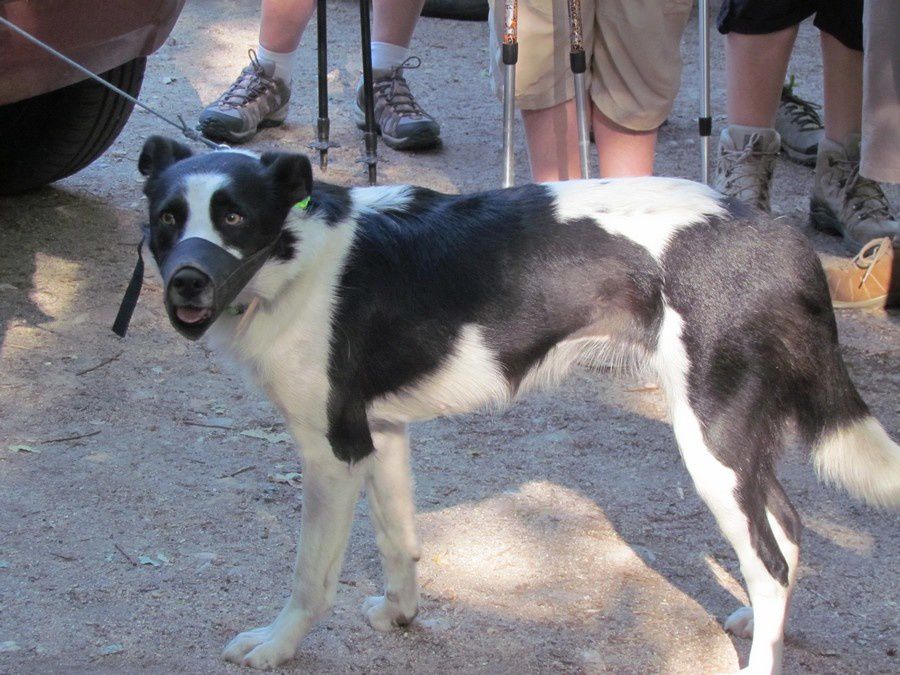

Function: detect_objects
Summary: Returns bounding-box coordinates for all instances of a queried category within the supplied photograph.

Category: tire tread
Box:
[0,57,146,195]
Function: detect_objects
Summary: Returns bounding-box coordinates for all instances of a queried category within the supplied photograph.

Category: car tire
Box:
[0,57,146,196]
[421,0,488,21]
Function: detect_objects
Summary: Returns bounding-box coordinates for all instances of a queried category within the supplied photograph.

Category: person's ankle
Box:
[821,132,861,159]
[256,44,295,84]
[726,124,778,148]
[370,41,409,72]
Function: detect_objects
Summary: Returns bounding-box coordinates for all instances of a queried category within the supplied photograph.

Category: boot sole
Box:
[831,295,887,310]
[353,109,441,151]
[199,104,289,144]
[809,197,863,251]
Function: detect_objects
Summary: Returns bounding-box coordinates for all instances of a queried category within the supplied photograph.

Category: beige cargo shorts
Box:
[488,0,692,131]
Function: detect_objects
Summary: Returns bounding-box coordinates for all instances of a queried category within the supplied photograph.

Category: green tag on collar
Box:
[293,196,311,211]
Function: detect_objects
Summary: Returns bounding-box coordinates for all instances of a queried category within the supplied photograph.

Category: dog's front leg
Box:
[222,435,366,669]
[363,421,421,630]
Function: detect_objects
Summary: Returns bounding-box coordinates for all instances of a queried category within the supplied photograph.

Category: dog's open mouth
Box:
[174,306,213,325]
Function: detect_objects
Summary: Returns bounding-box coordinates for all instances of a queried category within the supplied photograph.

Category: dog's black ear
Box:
[261,152,313,204]
[138,136,193,177]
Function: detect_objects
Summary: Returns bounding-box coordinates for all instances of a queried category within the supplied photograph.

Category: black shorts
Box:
[716,0,862,52]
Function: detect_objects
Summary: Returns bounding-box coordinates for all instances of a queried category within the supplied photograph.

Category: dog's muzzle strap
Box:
[111,237,145,337]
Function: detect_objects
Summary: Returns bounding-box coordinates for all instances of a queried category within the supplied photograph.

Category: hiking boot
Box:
[810,134,900,250]
[775,82,823,166]
[355,57,441,151]
[713,126,780,212]
[823,237,897,309]
[198,51,291,144]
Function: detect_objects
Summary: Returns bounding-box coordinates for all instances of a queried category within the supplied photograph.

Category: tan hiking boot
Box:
[713,126,780,212]
[810,134,900,250]
[823,237,897,309]
[198,51,291,144]
[354,56,441,151]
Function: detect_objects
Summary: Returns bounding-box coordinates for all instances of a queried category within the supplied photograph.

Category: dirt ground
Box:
[1,1,898,673]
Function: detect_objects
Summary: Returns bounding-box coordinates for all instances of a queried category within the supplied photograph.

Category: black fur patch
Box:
[324,183,664,461]
[272,228,298,262]
[309,181,352,227]
[661,206,864,584]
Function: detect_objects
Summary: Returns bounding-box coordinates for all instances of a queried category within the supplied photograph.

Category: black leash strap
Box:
[111,238,145,337]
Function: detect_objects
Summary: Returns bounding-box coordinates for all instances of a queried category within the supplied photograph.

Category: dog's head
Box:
[138,136,312,339]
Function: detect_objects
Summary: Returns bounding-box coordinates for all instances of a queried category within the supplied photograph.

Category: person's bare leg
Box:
[820,32,863,143]
[259,0,316,53]
[523,100,658,180]
[372,0,426,46]
[591,105,657,177]
[725,27,798,127]
[521,99,582,182]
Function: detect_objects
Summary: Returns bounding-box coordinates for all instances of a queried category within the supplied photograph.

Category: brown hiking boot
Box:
[198,51,291,144]
[355,57,441,151]
[823,237,897,309]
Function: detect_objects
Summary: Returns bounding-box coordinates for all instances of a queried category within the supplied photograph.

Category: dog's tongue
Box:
[175,307,211,324]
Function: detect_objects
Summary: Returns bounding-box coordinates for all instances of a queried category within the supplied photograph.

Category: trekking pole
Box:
[358,0,378,185]
[501,0,518,187]
[566,0,590,179]
[309,0,337,170]
[698,0,711,184]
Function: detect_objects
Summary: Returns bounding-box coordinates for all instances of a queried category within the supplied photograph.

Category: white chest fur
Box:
[210,216,357,436]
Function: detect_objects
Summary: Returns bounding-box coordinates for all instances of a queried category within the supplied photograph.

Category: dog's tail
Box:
[800,343,900,508]
[811,414,900,509]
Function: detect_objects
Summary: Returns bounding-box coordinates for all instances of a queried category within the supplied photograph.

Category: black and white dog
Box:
[136,136,898,673]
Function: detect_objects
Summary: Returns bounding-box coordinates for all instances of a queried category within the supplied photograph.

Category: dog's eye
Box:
[159,212,176,226]
[224,212,244,226]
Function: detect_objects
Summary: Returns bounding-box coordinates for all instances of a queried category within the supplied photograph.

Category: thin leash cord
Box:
[0,16,227,151]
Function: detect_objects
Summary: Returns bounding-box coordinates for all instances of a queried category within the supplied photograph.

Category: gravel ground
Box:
[1,1,897,673]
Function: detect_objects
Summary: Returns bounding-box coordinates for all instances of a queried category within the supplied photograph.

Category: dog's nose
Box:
[170,267,210,300]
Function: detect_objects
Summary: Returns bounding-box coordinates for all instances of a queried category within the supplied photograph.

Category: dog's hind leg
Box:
[722,479,800,647]
[668,400,799,674]
[363,420,421,630]
[222,433,367,669]
[655,308,800,675]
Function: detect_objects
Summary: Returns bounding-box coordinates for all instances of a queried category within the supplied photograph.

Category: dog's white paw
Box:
[724,606,754,639]
[222,625,296,669]
[362,595,417,632]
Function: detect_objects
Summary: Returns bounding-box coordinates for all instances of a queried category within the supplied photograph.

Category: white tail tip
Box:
[813,416,900,509]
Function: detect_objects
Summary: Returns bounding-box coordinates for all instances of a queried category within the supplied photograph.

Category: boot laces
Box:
[219,50,277,108]
[841,163,893,225]
[718,133,776,208]
[851,237,891,288]
[781,88,823,132]
[373,56,427,118]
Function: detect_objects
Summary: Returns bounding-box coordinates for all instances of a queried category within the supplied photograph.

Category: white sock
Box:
[725,124,779,150]
[256,44,295,84]
[371,42,409,72]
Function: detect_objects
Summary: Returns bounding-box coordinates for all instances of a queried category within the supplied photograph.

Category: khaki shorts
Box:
[488,0,692,131]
